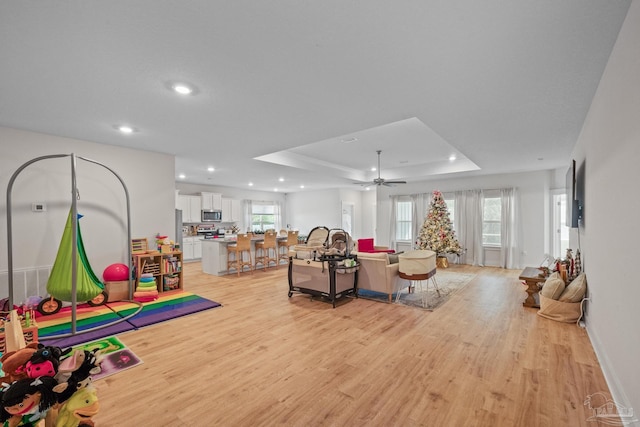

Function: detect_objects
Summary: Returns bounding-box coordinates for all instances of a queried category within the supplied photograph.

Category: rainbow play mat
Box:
[37,291,221,347]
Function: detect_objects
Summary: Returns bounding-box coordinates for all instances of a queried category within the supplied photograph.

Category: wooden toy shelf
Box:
[133,251,183,293]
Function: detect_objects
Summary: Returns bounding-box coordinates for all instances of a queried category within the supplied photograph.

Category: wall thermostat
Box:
[32,202,46,212]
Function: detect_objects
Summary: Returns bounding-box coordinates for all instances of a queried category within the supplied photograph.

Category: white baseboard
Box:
[586,321,638,425]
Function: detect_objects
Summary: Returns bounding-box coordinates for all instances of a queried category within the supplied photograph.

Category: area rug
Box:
[358,271,476,311]
[71,335,143,381]
[37,291,221,347]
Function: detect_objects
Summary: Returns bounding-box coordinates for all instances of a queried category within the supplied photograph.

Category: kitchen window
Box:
[251,202,277,232]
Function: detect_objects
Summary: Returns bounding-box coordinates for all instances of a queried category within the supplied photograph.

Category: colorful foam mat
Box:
[37,291,221,348]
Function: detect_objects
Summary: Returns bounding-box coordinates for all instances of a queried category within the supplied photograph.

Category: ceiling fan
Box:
[364,150,407,186]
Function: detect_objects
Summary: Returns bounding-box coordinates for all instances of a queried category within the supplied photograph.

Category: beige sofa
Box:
[354,252,411,301]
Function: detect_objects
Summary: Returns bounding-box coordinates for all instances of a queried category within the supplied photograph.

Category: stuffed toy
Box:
[0,376,58,427]
[54,385,99,427]
[0,344,39,384]
[25,345,71,379]
[53,349,102,404]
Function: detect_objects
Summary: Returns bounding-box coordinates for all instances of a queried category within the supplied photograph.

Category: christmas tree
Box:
[416,190,462,255]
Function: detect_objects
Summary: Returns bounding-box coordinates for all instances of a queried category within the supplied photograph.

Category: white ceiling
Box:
[0,1,631,193]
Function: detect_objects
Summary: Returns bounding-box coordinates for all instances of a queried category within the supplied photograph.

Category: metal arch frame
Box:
[6,153,143,339]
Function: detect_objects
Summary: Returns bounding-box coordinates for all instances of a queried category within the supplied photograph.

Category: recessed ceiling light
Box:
[341,137,358,143]
[449,155,457,161]
[248,182,254,186]
[370,167,376,172]
[207,166,215,172]
[300,185,305,189]
[115,125,136,134]
[178,174,186,179]
[274,188,278,192]
[279,177,284,182]
[365,187,371,191]
[172,83,193,95]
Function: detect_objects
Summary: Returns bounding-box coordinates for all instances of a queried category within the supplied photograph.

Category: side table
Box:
[518,267,547,308]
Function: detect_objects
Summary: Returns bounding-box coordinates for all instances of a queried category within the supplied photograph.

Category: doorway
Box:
[341,202,354,235]
[552,192,570,258]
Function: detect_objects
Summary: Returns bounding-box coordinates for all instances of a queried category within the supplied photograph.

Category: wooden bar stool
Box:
[255,231,278,271]
[278,230,299,264]
[227,233,253,276]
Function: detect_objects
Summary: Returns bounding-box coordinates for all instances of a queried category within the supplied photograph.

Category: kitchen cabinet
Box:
[222,197,242,222]
[178,195,202,223]
[183,236,202,261]
[201,192,222,211]
[193,238,202,259]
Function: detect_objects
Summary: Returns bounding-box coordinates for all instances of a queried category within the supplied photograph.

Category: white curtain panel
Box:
[274,201,283,231]
[243,200,253,232]
[410,193,425,249]
[388,195,398,250]
[500,188,519,269]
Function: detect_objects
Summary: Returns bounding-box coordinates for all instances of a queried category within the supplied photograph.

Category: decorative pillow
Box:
[558,273,587,303]
[357,238,375,252]
[539,272,566,300]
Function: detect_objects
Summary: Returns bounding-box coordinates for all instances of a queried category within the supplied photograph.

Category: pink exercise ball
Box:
[103,263,130,282]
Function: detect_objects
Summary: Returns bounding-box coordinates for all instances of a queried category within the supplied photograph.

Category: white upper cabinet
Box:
[201,192,222,210]
[177,195,202,223]
[222,197,242,222]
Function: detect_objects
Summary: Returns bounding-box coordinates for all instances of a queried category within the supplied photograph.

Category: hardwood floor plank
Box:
[90,262,613,426]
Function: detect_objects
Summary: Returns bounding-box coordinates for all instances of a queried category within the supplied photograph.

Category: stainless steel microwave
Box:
[202,209,222,222]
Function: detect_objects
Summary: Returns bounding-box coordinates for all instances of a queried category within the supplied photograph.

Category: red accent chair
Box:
[357,238,395,254]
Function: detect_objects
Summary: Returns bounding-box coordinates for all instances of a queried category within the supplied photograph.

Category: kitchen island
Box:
[201,235,288,276]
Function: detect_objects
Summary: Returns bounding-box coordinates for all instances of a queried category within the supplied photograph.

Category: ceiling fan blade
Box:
[384,180,407,184]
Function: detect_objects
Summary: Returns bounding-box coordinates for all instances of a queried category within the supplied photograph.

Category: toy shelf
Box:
[133,251,183,293]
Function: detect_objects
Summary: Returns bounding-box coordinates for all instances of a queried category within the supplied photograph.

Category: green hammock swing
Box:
[46,208,104,302]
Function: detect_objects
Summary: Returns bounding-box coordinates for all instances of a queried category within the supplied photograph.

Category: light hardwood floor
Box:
[92,262,611,426]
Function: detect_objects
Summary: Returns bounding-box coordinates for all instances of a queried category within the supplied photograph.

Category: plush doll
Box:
[25,345,71,379]
[0,376,58,427]
[53,349,101,404]
[0,344,39,384]
[54,385,99,427]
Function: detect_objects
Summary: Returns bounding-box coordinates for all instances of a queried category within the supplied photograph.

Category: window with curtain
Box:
[482,197,502,246]
[251,202,276,232]
[443,195,455,230]
[395,199,412,241]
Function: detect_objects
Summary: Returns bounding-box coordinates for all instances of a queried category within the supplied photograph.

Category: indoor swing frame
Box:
[5,153,143,339]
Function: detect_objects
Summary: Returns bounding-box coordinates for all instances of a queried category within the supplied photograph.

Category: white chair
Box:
[397,250,438,308]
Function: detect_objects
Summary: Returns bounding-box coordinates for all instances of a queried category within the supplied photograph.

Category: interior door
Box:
[341,202,354,235]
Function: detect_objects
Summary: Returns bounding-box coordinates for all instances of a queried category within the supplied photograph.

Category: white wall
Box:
[0,127,175,302]
[285,189,342,237]
[375,170,552,268]
[572,0,640,415]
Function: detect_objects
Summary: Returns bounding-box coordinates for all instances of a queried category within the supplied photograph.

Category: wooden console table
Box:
[518,267,547,308]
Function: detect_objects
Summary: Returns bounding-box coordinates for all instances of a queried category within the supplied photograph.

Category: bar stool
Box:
[398,250,438,308]
[255,231,278,271]
[278,230,299,264]
[227,233,253,276]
